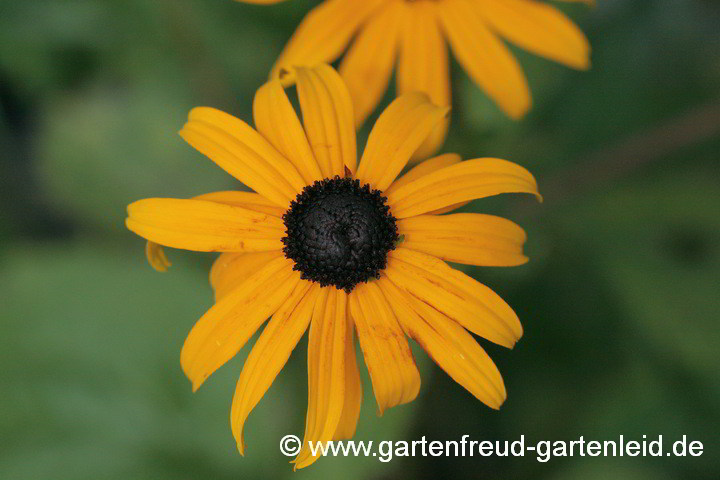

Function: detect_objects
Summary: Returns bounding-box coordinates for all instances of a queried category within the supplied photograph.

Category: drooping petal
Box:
[180,257,299,391]
[332,313,363,440]
[385,248,523,349]
[477,0,590,70]
[253,79,323,186]
[231,282,318,455]
[294,288,348,469]
[349,282,421,415]
[339,1,402,127]
[385,158,541,218]
[179,107,306,207]
[355,93,449,191]
[194,191,286,217]
[126,198,285,252]
[378,277,506,409]
[294,65,357,177]
[397,213,528,267]
[397,1,450,160]
[145,241,171,272]
[270,0,386,80]
[438,0,530,119]
[209,251,285,302]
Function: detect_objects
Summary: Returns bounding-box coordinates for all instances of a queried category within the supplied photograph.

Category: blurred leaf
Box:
[35,84,234,234]
[561,165,720,378]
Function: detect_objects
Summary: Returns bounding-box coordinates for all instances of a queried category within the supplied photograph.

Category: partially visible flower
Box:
[126,64,540,469]
[238,0,591,158]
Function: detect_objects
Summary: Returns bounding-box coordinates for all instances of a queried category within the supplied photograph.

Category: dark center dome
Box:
[282,176,399,292]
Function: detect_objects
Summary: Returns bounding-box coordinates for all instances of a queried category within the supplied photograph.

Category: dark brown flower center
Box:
[282,176,398,292]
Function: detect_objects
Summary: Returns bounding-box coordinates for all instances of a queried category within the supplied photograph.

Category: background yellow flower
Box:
[239,0,591,157]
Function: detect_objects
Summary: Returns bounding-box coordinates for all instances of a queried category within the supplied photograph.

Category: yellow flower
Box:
[239,0,591,158]
[126,64,540,469]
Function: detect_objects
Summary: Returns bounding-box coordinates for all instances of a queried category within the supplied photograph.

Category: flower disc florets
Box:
[282,176,399,292]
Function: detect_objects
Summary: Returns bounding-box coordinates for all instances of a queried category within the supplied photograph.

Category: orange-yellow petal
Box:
[145,241,171,272]
[378,277,506,409]
[126,198,285,252]
[355,93,449,191]
[385,248,523,349]
[179,107,305,207]
[397,213,528,267]
[385,153,461,195]
[253,79,323,186]
[438,0,530,119]
[477,0,590,70]
[180,257,299,391]
[349,282,421,416]
[294,288,348,469]
[385,158,541,219]
[209,251,284,302]
[332,312,363,440]
[194,191,286,217]
[294,65,357,177]
[397,1,450,160]
[339,1,402,127]
[231,281,318,455]
[270,0,386,80]
[385,153,467,214]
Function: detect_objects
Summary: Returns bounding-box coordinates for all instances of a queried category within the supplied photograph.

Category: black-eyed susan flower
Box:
[237,0,591,158]
[126,64,540,469]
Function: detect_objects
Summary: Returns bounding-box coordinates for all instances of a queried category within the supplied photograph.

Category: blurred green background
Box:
[1,0,719,479]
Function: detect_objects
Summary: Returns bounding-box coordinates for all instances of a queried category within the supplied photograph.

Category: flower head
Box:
[126,64,540,469]
[238,0,591,158]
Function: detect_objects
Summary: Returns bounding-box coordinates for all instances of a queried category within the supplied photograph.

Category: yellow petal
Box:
[294,65,357,177]
[385,153,461,194]
[385,248,523,348]
[385,153,467,214]
[194,191,286,217]
[332,312,363,440]
[438,0,530,119]
[209,251,284,302]
[339,1,402,127]
[378,277,506,409]
[385,157,541,219]
[231,282,318,455]
[349,282,420,416]
[179,107,305,207]
[355,93,449,191]
[253,79,323,186]
[397,213,528,267]
[126,198,285,252]
[145,241,171,272]
[180,257,298,391]
[477,0,590,70]
[270,0,386,80]
[294,288,348,469]
[397,1,450,161]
